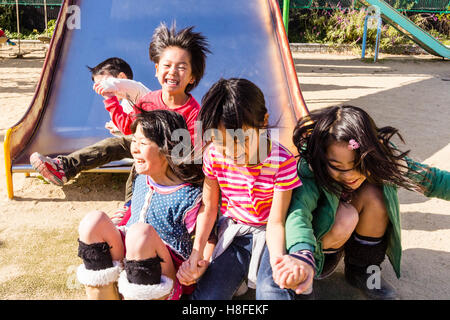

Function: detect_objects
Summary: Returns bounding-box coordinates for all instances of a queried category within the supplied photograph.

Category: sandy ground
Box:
[0,48,449,299]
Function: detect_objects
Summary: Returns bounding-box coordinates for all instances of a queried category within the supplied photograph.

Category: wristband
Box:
[289,250,316,270]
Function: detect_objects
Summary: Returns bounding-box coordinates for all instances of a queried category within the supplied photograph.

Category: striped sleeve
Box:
[202,145,217,180]
[184,194,203,234]
[274,146,302,191]
[289,250,316,270]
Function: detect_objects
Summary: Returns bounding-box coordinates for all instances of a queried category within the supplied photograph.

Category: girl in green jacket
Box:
[259,105,450,300]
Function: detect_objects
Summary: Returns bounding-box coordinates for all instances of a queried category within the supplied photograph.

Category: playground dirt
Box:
[0,52,449,299]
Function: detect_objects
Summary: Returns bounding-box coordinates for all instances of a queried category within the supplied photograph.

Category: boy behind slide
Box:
[30,57,150,190]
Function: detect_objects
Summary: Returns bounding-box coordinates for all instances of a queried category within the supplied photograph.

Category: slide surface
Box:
[5,0,308,177]
[365,0,450,58]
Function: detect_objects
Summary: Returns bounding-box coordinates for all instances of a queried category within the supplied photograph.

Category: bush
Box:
[0,5,16,32]
[3,19,56,40]
[1,4,59,38]
[288,7,450,53]
[410,12,450,42]
[46,19,56,35]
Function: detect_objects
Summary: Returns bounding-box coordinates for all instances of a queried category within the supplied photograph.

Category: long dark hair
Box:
[293,105,426,195]
[149,21,211,94]
[130,109,204,187]
[199,78,268,133]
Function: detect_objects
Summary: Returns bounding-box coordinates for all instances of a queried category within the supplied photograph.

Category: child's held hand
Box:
[176,251,209,286]
[272,255,314,294]
[272,255,305,289]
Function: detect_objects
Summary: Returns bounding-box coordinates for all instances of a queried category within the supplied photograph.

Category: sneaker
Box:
[316,248,344,280]
[30,152,68,186]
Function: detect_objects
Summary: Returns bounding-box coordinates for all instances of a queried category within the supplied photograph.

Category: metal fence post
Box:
[15,0,21,56]
[283,0,290,36]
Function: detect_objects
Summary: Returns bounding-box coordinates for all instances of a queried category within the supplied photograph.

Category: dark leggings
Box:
[57,136,134,202]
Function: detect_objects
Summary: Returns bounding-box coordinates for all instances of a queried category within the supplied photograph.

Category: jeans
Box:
[256,246,296,300]
[57,136,135,202]
[191,234,253,300]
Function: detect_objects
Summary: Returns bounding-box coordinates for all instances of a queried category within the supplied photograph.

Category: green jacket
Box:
[286,157,450,278]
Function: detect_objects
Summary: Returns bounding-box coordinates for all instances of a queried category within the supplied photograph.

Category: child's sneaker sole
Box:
[30,152,66,186]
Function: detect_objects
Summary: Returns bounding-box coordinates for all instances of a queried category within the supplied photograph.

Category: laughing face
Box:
[155,46,195,97]
[211,124,268,166]
[131,123,168,178]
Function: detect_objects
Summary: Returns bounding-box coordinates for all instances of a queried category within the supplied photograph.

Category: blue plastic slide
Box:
[4,0,308,198]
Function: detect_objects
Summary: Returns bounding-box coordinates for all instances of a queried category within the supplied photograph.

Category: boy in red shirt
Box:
[99,23,208,140]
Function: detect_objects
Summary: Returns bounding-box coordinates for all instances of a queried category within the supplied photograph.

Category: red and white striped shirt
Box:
[203,140,302,226]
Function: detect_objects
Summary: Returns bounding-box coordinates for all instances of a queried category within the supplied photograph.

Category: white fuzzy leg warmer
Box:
[118,270,173,300]
[77,260,123,287]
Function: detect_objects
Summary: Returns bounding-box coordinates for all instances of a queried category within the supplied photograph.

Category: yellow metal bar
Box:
[4,128,14,199]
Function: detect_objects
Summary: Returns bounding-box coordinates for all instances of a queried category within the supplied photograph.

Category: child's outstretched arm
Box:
[93,78,150,104]
[93,79,150,135]
[177,177,219,286]
[267,189,315,293]
[405,157,450,201]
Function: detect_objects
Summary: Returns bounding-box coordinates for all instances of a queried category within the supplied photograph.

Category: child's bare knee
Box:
[126,223,156,239]
[356,183,387,219]
[330,203,359,241]
[323,202,359,249]
[125,223,158,254]
[78,210,109,236]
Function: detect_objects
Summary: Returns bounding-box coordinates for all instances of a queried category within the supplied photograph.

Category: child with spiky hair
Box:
[102,21,211,138]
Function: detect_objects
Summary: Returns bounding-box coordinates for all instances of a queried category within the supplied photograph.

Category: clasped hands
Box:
[271,255,314,295]
[176,250,209,286]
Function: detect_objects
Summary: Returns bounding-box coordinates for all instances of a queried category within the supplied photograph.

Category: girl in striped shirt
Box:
[180,78,303,299]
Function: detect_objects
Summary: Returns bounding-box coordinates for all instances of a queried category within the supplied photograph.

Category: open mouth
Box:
[135,158,146,165]
[345,178,359,186]
[165,79,179,86]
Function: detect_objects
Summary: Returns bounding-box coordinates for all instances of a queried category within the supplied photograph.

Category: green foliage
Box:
[288,8,450,53]
[1,4,57,39]
[391,0,416,12]
[46,18,56,34]
[322,8,368,44]
[3,18,55,39]
[0,4,16,31]
[410,12,450,41]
